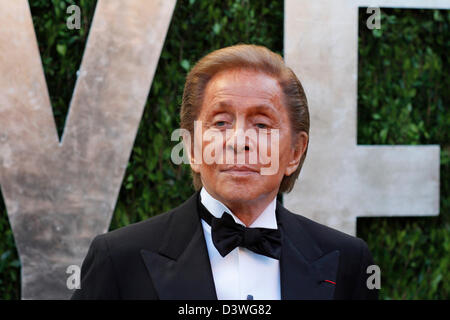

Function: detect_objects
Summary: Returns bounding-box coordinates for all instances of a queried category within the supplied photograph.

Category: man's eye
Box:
[256,123,267,129]
[215,121,226,127]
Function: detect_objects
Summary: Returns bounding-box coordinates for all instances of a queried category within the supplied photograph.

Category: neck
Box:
[206,189,278,227]
[227,201,273,226]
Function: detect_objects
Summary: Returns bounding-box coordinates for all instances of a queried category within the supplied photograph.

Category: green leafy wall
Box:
[0,1,448,299]
[357,8,449,299]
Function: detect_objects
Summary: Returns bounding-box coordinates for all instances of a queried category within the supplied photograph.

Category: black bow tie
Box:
[198,202,282,260]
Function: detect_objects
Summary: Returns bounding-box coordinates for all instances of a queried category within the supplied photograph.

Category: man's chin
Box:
[212,182,263,203]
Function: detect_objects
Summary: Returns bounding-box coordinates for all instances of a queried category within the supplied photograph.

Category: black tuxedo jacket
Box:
[71,191,377,300]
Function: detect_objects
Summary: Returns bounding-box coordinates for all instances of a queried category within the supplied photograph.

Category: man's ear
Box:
[190,157,201,173]
[183,131,202,173]
[284,131,308,176]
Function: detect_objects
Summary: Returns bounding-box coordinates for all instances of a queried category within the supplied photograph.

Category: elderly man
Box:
[72,44,377,300]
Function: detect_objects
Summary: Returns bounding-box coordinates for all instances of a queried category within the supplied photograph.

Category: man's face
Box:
[190,68,307,205]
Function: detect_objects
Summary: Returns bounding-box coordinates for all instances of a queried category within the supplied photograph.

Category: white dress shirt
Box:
[200,187,281,300]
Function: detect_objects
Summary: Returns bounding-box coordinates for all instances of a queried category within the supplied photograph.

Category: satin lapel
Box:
[140,192,217,300]
[277,204,340,300]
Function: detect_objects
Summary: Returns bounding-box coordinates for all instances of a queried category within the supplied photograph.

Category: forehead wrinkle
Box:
[207,69,281,96]
[201,69,286,117]
[211,90,277,101]
[206,98,280,117]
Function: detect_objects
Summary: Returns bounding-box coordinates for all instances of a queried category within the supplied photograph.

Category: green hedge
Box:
[357,8,449,300]
[0,1,448,299]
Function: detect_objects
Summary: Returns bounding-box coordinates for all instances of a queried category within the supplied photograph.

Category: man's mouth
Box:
[220,165,259,176]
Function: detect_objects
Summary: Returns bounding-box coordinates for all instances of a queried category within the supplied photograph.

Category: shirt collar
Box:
[200,187,278,229]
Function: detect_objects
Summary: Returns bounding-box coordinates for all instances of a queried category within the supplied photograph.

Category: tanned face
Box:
[190,68,308,212]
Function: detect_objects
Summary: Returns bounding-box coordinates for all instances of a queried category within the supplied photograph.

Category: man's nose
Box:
[225,125,253,153]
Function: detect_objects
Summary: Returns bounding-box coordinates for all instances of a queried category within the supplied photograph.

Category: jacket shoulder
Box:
[95,192,199,254]
[280,205,368,256]
[280,206,377,299]
[98,209,172,250]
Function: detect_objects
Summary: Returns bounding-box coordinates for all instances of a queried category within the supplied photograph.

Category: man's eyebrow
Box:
[213,100,234,109]
[210,100,279,115]
[248,104,279,116]
[204,101,234,116]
